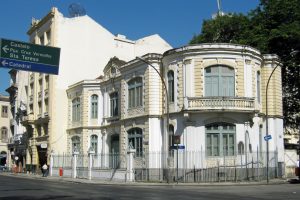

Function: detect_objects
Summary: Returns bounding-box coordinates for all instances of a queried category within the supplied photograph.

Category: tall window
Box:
[110,92,118,117]
[1,127,8,143]
[1,106,8,118]
[128,128,143,157]
[72,136,80,153]
[128,77,143,108]
[205,66,235,96]
[91,95,98,119]
[257,72,261,103]
[206,123,235,157]
[168,71,174,102]
[90,135,98,154]
[72,98,81,122]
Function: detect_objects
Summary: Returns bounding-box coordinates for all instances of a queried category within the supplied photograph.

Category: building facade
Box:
[0,95,11,167]
[66,44,284,180]
[20,7,171,171]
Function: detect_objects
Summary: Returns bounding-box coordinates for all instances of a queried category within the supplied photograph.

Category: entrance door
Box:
[110,135,119,168]
[37,146,47,173]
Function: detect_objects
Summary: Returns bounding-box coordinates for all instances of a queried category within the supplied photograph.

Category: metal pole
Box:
[176,144,179,183]
[265,63,280,183]
[136,56,170,181]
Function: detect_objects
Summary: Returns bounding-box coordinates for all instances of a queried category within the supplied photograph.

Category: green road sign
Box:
[0,38,60,74]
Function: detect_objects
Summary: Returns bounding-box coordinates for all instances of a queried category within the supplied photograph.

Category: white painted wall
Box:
[149,118,162,152]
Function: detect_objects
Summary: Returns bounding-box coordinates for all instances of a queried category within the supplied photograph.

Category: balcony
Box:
[184,97,257,113]
[21,113,34,125]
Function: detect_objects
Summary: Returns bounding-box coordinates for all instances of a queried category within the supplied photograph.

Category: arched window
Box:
[128,77,143,108]
[72,136,80,153]
[168,71,174,102]
[205,65,235,96]
[257,72,261,103]
[128,128,143,157]
[1,127,8,143]
[206,123,235,156]
[90,135,98,154]
[238,141,244,155]
[110,92,118,117]
[91,95,98,119]
[72,98,81,122]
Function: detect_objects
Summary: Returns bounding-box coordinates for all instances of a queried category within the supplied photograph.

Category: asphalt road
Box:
[0,174,300,200]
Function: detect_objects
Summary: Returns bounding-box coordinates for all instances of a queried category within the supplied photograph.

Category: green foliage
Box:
[190,0,300,130]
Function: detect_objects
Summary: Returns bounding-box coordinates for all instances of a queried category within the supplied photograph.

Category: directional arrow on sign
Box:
[2,45,9,53]
[1,60,8,66]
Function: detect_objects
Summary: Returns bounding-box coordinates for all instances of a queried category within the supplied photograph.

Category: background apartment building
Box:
[5,69,28,171]
[19,7,171,171]
[0,95,10,167]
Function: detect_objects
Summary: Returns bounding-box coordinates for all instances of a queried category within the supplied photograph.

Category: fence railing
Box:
[134,151,281,183]
[51,151,288,183]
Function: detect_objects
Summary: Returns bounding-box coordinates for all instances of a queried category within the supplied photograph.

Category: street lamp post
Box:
[265,61,279,184]
[265,50,298,183]
[136,56,170,181]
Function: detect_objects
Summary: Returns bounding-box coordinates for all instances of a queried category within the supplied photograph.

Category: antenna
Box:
[217,0,222,16]
[68,3,86,17]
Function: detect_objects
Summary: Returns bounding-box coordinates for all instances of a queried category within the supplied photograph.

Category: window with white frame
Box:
[168,70,175,103]
[72,98,81,122]
[205,65,235,96]
[206,123,235,157]
[128,77,143,108]
[90,135,98,154]
[110,92,118,117]
[72,136,80,153]
[91,95,98,119]
[128,128,143,157]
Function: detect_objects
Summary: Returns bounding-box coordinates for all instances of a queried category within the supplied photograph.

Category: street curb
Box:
[0,172,289,187]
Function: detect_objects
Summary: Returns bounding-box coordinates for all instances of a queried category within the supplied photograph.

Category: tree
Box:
[190,0,300,132]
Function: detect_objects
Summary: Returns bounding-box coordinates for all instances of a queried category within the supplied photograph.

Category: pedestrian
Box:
[42,163,48,177]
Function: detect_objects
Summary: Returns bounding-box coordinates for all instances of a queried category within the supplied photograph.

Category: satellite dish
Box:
[68,3,86,17]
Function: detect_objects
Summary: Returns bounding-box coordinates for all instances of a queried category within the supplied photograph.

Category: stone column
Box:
[72,151,79,179]
[101,131,106,168]
[126,148,136,182]
[49,151,54,176]
[88,149,95,180]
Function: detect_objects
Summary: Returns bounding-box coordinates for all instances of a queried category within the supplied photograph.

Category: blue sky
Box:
[0,0,260,95]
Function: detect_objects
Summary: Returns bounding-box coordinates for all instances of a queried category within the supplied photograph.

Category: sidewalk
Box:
[1,171,291,186]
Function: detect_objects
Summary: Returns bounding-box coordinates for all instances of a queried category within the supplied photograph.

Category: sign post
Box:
[0,38,60,75]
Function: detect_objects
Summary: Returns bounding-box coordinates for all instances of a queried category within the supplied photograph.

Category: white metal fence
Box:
[51,151,288,183]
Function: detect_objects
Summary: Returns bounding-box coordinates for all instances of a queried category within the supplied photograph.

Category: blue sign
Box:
[170,145,185,150]
[0,58,59,74]
[264,135,272,141]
